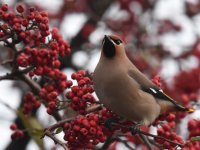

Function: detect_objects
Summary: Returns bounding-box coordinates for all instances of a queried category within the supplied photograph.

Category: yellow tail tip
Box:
[188,108,195,113]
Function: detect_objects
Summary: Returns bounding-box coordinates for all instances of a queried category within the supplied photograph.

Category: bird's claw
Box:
[105,118,117,129]
[129,123,141,135]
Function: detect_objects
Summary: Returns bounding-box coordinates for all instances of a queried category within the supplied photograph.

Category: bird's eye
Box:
[110,37,122,45]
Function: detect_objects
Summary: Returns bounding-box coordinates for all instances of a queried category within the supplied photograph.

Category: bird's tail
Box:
[174,103,195,113]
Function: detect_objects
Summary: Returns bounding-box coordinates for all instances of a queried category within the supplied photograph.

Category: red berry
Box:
[48,101,56,109]
[97,130,103,138]
[19,32,26,39]
[89,127,96,135]
[63,122,71,130]
[166,114,175,122]
[190,93,198,101]
[188,119,198,130]
[34,101,41,108]
[66,80,73,87]
[181,94,189,105]
[162,124,170,131]
[10,123,17,130]
[89,120,96,126]
[73,125,80,131]
[1,4,8,11]
[16,4,25,13]
[72,96,80,103]
[29,7,35,12]
[53,60,61,68]
[65,91,74,99]
[80,128,88,135]
[82,119,90,128]
[157,128,164,135]
[16,130,24,138]
[77,70,86,76]
[47,107,53,115]
[78,79,86,86]
[0,32,5,37]
[71,73,77,79]
[71,86,80,93]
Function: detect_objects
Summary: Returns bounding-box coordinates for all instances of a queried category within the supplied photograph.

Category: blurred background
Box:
[0,0,200,149]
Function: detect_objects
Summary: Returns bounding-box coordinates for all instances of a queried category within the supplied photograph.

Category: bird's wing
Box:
[128,69,194,112]
[141,86,182,107]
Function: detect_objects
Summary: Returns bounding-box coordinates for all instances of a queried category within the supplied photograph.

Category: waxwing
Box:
[93,35,194,126]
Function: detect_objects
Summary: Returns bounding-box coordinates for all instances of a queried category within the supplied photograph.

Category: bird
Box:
[93,35,194,126]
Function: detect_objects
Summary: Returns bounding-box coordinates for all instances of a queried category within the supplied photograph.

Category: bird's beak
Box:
[102,35,116,58]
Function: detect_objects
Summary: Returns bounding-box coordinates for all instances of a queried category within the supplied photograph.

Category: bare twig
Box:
[148,139,163,149]
[99,136,135,150]
[44,130,68,150]
[42,117,76,150]
[0,67,34,81]
[113,136,135,150]
[18,74,40,93]
[45,117,75,132]
[111,123,184,148]
[137,133,153,150]
[0,24,10,34]
[0,73,16,80]
[138,130,184,148]
[0,99,16,113]
[86,104,103,113]
[0,35,12,41]
[0,59,14,65]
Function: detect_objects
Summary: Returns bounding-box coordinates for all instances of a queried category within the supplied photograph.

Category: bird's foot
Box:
[129,123,141,135]
[105,118,118,129]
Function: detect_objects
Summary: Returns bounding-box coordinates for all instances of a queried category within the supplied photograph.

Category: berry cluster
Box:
[23,92,41,114]
[65,70,96,114]
[174,68,200,95]
[10,123,24,140]
[39,79,72,115]
[156,113,184,149]
[183,141,200,150]
[63,114,107,150]
[0,3,71,115]
[188,119,200,139]
[0,4,49,45]
[182,119,200,149]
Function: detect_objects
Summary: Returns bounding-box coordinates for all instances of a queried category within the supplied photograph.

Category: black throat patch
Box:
[102,36,116,58]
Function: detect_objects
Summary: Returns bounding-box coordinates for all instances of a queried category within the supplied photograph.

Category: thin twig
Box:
[148,139,163,149]
[112,123,185,148]
[45,117,75,132]
[113,136,135,150]
[42,117,76,150]
[0,59,13,65]
[18,74,41,94]
[0,24,10,34]
[0,99,16,113]
[137,133,153,150]
[0,67,34,81]
[138,130,184,147]
[86,104,103,113]
[44,130,68,150]
[99,136,135,150]
[0,35,11,41]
